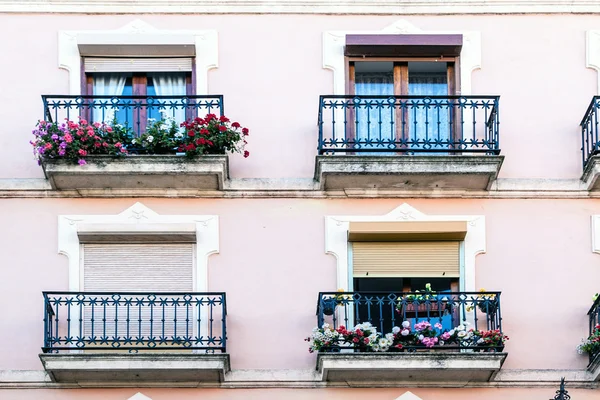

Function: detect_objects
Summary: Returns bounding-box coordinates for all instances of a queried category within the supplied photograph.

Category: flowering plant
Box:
[465,288,498,314]
[577,324,600,355]
[31,118,127,165]
[305,323,342,353]
[179,114,249,158]
[471,329,509,348]
[307,320,508,353]
[133,115,181,154]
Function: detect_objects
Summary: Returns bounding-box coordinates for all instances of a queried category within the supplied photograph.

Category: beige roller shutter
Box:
[84,57,193,73]
[352,241,460,278]
[82,243,195,340]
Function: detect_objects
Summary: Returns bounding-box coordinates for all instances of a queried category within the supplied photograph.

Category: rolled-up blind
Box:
[352,241,460,278]
[82,243,195,340]
[84,57,193,73]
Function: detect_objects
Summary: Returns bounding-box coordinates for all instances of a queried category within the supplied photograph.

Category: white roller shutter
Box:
[84,57,193,73]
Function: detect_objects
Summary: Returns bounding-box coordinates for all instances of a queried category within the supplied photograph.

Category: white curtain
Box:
[152,73,187,125]
[92,74,126,124]
[355,72,395,151]
[408,74,450,150]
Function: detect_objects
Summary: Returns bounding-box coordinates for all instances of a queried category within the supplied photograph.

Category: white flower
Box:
[401,329,410,336]
[402,321,410,328]
[385,333,395,341]
[392,326,400,334]
[174,132,183,138]
[439,340,445,346]
[418,334,424,341]
[449,329,455,336]
[132,139,137,144]
[457,331,467,338]
[322,323,330,329]
[477,338,485,344]
[147,135,154,143]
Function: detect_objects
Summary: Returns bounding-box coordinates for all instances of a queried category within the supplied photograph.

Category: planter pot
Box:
[41,154,229,192]
[321,298,338,316]
[396,301,449,319]
[477,300,498,315]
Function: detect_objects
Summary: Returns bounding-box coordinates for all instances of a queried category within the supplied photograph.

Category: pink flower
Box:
[78,149,87,156]
[78,159,87,165]
[115,142,122,148]
[434,323,443,330]
[64,134,73,143]
[441,332,451,341]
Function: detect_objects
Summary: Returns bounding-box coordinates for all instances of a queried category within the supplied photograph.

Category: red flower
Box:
[94,142,101,148]
[205,114,217,122]
[352,338,359,343]
[231,122,241,128]
[115,142,122,148]
[219,115,229,123]
[218,125,227,132]
[188,130,196,137]
[185,144,196,151]
[78,149,87,156]
[244,150,250,158]
[200,129,209,135]
[242,127,249,136]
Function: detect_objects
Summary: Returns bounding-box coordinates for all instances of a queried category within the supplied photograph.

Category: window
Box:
[344,34,462,151]
[82,57,194,128]
[81,242,195,347]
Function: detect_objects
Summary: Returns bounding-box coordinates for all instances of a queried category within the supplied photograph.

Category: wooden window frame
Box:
[80,57,196,131]
[345,56,461,145]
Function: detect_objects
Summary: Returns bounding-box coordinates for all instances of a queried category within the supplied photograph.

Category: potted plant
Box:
[320,289,348,316]
[466,288,499,315]
[396,283,449,318]
[305,323,342,353]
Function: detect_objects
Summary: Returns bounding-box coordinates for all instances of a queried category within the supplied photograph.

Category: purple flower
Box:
[58,149,66,156]
[78,159,87,165]
[51,134,59,140]
[59,142,67,149]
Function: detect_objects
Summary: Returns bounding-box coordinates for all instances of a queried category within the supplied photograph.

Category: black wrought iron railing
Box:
[42,95,224,137]
[43,292,227,353]
[317,95,500,155]
[587,295,600,364]
[581,96,600,170]
[316,291,503,351]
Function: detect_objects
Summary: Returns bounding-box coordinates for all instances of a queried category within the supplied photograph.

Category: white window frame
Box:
[58,19,218,96]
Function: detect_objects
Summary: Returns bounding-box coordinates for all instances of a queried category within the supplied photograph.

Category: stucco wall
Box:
[0,198,598,371]
[0,13,597,181]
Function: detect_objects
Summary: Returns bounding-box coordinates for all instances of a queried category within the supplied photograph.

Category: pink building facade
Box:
[1,1,600,399]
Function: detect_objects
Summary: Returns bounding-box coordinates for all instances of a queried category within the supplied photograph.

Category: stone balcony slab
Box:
[315,155,504,191]
[581,155,600,191]
[41,155,229,191]
[317,352,507,383]
[39,353,230,385]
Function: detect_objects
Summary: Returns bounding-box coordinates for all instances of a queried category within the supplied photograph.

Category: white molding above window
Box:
[1,1,600,14]
[325,203,486,292]
[591,215,600,254]
[128,394,152,400]
[323,19,481,96]
[58,202,219,292]
[587,30,600,94]
[58,19,218,95]
[395,392,423,400]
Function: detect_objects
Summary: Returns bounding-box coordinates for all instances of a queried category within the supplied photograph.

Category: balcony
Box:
[313,291,507,383]
[39,292,229,385]
[38,95,229,192]
[587,296,600,379]
[315,95,504,192]
[581,96,600,190]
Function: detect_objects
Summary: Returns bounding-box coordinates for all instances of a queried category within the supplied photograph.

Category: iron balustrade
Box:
[43,292,227,353]
[587,295,600,364]
[316,291,503,351]
[317,95,500,155]
[581,96,600,170]
[42,95,224,137]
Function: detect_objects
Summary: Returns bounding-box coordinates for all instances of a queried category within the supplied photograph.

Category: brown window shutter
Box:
[84,57,193,73]
[352,241,460,278]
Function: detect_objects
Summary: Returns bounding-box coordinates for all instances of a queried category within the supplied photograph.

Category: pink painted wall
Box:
[0,387,599,400]
[0,198,599,372]
[0,14,597,180]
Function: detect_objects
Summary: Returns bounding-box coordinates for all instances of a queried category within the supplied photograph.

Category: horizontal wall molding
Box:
[0,178,599,199]
[0,368,597,389]
[0,1,600,14]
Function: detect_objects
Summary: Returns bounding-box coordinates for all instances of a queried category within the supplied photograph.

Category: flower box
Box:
[396,301,449,319]
[41,154,229,192]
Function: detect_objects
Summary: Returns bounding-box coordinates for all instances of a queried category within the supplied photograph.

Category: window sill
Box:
[39,353,230,385]
[314,155,504,191]
[316,352,507,383]
[41,154,229,191]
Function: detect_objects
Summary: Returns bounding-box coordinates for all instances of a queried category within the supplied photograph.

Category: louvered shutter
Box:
[82,243,194,342]
[352,241,460,278]
[84,57,193,72]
